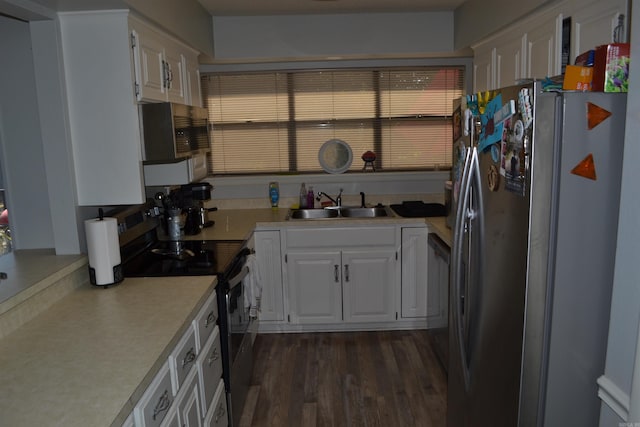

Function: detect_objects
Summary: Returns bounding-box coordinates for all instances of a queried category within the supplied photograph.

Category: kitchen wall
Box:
[209,12,468,63]
[0,16,56,251]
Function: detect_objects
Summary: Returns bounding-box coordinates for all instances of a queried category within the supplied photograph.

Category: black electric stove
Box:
[109,202,245,279]
[122,235,244,278]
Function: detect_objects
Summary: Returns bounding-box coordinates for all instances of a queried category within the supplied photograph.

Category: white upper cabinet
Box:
[58,11,203,206]
[572,0,628,56]
[130,16,201,106]
[59,11,145,206]
[525,15,560,81]
[472,0,628,92]
[496,35,525,89]
[473,44,494,93]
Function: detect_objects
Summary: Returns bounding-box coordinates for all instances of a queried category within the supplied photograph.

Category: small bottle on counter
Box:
[307,186,315,209]
[269,182,279,208]
[299,183,307,208]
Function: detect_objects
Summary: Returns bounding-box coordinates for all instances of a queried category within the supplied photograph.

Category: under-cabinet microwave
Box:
[143,153,208,186]
[141,102,210,162]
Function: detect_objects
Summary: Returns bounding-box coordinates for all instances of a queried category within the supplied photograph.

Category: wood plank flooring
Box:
[239,330,447,427]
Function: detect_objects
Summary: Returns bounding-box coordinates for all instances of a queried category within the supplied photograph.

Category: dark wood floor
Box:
[239,330,447,427]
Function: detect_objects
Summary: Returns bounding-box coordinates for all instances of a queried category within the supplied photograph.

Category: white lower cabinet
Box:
[254,230,284,322]
[203,380,228,427]
[177,369,203,427]
[285,226,399,326]
[287,251,343,324]
[427,234,450,329]
[134,361,174,427]
[342,249,396,323]
[196,326,223,414]
[130,289,223,427]
[401,227,429,318]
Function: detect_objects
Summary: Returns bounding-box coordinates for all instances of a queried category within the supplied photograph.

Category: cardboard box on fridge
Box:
[563,65,593,91]
[592,43,630,92]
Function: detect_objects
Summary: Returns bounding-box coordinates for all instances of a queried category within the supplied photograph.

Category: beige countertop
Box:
[0,249,87,315]
[0,275,216,427]
[179,208,451,246]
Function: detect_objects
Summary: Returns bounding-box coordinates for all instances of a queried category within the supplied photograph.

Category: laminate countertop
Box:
[0,275,216,427]
[177,208,453,248]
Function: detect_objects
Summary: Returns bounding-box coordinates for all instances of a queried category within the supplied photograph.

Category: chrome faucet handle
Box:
[336,188,343,206]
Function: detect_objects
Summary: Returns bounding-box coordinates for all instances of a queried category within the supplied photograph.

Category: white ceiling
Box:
[196,0,467,16]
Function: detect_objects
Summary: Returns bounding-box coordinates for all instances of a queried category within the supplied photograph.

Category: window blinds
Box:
[201,67,463,175]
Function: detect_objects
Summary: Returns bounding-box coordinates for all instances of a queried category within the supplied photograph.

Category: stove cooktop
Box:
[122,239,244,278]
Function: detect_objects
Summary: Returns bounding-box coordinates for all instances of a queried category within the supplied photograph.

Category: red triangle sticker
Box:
[571,153,597,180]
[587,102,612,130]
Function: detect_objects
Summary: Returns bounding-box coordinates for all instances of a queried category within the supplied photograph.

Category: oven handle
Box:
[228,265,250,290]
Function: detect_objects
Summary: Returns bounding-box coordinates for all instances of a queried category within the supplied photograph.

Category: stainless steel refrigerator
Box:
[448,82,626,427]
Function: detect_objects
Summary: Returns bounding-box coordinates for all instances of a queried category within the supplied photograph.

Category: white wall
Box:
[210,12,461,62]
[599,2,640,423]
[0,16,55,250]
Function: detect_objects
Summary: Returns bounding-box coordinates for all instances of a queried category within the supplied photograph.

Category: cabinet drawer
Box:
[286,226,397,248]
[175,368,202,427]
[169,326,198,394]
[203,379,228,427]
[197,326,223,413]
[134,360,174,427]
[193,291,218,352]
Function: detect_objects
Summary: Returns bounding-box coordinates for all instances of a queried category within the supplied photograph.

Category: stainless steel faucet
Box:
[316,188,343,206]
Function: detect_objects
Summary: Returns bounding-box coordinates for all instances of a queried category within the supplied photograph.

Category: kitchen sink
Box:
[289,208,340,219]
[340,207,391,218]
[288,206,392,220]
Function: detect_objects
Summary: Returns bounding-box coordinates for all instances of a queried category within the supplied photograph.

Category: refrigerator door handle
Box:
[452,145,475,391]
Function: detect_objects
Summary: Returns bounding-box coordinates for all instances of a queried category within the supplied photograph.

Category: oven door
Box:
[222,262,254,427]
[226,265,251,365]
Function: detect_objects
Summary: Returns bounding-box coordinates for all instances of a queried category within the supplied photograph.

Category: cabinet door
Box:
[255,230,284,321]
[427,237,449,328]
[525,16,560,80]
[401,228,428,318]
[495,36,525,88]
[131,27,167,102]
[164,41,186,104]
[572,0,628,56]
[473,44,494,91]
[185,52,202,107]
[287,251,342,324]
[176,369,202,427]
[342,249,397,323]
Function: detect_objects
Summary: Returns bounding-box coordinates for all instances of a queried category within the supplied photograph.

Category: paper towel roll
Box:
[85,217,122,286]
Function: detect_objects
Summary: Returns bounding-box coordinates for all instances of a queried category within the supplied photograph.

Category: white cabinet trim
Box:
[598,374,630,421]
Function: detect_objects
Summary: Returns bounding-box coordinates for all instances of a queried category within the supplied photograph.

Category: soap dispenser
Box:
[299,183,307,208]
[307,186,315,208]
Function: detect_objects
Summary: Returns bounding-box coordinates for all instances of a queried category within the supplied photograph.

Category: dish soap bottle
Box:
[299,183,307,208]
[307,185,315,209]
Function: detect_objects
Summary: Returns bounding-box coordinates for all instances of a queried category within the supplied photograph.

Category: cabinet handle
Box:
[344,264,350,282]
[161,60,168,89]
[334,265,339,282]
[152,389,171,421]
[208,347,220,366]
[214,402,226,422]
[205,310,216,328]
[182,347,196,370]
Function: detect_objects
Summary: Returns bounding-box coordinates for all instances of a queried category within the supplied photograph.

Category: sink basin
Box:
[288,206,392,220]
[289,209,340,219]
[340,207,390,218]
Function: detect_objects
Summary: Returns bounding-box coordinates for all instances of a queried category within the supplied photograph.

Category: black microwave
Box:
[141,103,210,162]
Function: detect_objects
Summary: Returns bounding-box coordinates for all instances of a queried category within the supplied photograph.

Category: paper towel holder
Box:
[87,208,124,288]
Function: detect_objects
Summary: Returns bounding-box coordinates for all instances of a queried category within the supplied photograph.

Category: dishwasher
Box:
[427,233,450,374]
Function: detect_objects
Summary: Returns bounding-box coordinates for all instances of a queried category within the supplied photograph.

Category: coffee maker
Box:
[181,182,216,235]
